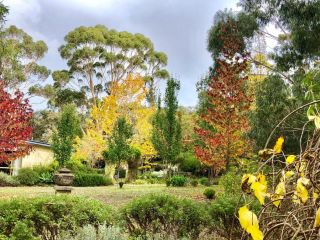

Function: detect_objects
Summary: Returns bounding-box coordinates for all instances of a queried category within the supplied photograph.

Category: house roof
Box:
[27,140,51,148]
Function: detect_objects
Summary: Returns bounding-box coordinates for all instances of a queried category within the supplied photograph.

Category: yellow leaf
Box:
[257,174,267,187]
[251,181,267,205]
[285,155,296,165]
[314,207,320,228]
[241,174,257,193]
[293,177,310,204]
[315,116,320,129]
[284,171,295,179]
[272,181,285,207]
[238,206,264,240]
[273,136,284,154]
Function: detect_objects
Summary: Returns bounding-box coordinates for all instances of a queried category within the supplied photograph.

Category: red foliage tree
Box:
[194,20,251,176]
[0,81,33,163]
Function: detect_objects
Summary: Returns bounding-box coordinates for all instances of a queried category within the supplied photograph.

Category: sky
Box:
[3,0,238,109]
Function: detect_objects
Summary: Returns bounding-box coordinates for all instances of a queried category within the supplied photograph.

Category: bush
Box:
[74,173,113,187]
[209,194,241,238]
[199,177,210,186]
[0,172,19,186]
[190,179,198,187]
[33,165,57,184]
[121,194,208,239]
[0,195,113,239]
[169,175,187,187]
[178,152,201,174]
[15,168,39,186]
[219,172,242,195]
[203,188,215,200]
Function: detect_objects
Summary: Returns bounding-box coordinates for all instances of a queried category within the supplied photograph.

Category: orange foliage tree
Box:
[194,20,251,176]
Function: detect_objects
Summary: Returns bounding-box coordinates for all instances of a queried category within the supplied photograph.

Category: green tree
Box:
[103,117,141,181]
[239,0,320,72]
[152,78,182,167]
[33,25,168,107]
[52,104,81,166]
[249,75,308,153]
[0,25,49,90]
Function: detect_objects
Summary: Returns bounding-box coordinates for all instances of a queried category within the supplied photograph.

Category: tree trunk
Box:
[127,158,138,182]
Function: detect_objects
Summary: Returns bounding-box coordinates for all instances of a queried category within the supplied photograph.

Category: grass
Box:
[0,184,222,208]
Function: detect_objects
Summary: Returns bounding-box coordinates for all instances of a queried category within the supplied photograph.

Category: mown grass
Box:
[0,184,222,208]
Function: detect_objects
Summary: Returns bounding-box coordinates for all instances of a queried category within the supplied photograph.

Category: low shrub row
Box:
[0,172,19,187]
[121,194,208,239]
[0,189,253,240]
[0,196,113,240]
[0,194,209,239]
[0,168,113,187]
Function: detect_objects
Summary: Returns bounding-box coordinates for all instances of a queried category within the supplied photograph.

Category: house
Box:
[10,141,54,176]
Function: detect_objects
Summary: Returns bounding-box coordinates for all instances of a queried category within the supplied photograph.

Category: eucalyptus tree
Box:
[0,25,49,91]
[49,25,168,107]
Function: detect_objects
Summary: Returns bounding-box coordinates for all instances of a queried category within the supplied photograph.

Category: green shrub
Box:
[121,194,208,239]
[199,177,210,186]
[169,175,187,187]
[0,172,19,186]
[0,196,113,239]
[9,221,38,240]
[219,172,242,194]
[209,194,241,238]
[178,152,201,174]
[74,173,113,187]
[203,188,215,200]
[15,168,39,186]
[32,164,57,184]
[190,179,198,187]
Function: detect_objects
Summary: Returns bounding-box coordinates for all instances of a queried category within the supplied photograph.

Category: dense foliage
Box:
[52,104,81,166]
[152,78,182,165]
[195,19,251,175]
[0,196,113,240]
[0,81,33,163]
[121,194,208,239]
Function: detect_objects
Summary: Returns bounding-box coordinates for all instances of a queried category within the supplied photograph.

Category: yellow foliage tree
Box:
[73,75,155,166]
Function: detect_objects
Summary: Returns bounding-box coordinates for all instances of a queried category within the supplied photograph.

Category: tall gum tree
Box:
[33,25,168,108]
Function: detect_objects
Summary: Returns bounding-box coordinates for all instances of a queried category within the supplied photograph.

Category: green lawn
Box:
[0,184,222,208]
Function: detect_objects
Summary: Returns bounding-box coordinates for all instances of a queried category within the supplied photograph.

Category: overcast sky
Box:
[3,0,238,109]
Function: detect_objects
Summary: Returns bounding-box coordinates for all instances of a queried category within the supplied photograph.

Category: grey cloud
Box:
[4,0,237,108]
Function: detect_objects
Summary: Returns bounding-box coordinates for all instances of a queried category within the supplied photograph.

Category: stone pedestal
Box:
[54,185,73,194]
[54,168,74,194]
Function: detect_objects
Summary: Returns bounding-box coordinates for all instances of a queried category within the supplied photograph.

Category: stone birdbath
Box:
[54,168,74,194]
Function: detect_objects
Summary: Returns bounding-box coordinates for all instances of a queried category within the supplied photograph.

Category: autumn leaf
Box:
[251,181,267,205]
[239,206,264,240]
[273,136,284,154]
[284,171,295,180]
[314,207,320,228]
[241,174,257,193]
[285,155,296,165]
[272,181,286,207]
[293,177,310,204]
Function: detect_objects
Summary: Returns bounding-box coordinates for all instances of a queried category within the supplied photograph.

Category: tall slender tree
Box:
[52,104,81,167]
[151,78,182,167]
[195,19,251,176]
